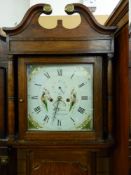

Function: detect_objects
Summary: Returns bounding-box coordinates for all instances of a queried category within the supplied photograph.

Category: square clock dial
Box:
[27,64,93,131]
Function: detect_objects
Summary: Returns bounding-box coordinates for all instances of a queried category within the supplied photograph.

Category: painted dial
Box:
[27,64,93,131]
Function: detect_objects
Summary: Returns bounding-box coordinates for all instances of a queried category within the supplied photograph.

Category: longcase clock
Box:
[3,3,117,175]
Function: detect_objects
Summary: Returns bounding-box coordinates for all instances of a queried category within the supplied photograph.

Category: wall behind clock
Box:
[0,0,30,27]
[30,0,120,16]
[0,0,120,27]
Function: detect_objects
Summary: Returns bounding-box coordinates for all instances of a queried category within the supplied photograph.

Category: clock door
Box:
[18,56,102,142]
[17,149,95,175]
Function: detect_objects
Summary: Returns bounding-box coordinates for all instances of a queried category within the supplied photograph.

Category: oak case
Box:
[1,3,117,175]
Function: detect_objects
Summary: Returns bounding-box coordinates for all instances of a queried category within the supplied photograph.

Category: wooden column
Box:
[105,1,129,174]
[7,56,15,141]
[107,54,113,140]
[113,24,129,175]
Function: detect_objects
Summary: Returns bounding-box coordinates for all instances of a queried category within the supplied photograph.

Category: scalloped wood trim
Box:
[3,3,117,35]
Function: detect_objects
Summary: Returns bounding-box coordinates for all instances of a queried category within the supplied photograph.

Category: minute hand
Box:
[53,96,62,121]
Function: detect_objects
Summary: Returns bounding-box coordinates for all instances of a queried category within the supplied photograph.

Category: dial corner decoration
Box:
[27,64,93,131]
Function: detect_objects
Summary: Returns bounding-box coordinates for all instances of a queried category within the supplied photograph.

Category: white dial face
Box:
[27,64,93,131]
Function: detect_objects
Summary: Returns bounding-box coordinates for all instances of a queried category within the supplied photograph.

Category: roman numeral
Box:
[44,72,50,79]
[43,115,49,123]
[57,120,62,126]
[78,83,86,88]
[81,96,88,100]
[78,107,85,114]
[70,117,75,125]
[70,73,75,79]
[34,106,41,113]
[31,96,38,99]
[35,83,42,86]
[57,69,62,76]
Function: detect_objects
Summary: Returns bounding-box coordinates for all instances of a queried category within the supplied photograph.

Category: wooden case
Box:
[1,3,117,175]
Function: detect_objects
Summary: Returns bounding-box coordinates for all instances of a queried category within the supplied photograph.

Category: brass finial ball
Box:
[65,4,74,14]
[43,4,52,14]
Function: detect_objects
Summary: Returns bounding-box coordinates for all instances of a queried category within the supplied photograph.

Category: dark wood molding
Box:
[3,3,116,35]
[2,4,117,55]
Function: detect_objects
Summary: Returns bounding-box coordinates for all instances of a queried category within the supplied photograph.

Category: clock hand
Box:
[53,96,62,121]
[58,86,64,94]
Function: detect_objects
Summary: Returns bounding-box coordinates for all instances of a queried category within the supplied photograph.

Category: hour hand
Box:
[52,96,62,121]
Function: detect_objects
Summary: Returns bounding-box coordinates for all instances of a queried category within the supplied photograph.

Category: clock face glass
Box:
[27,64,93,131]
